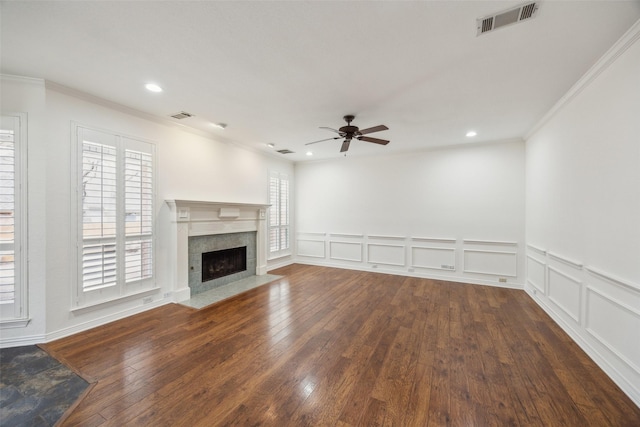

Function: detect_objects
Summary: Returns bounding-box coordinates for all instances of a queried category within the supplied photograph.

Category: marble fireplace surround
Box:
[166,200,270,302]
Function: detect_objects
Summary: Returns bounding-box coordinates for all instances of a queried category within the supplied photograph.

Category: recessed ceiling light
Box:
[145,83,163,93]
[466,130,477,137]
[211,123,227,130]
[306,151,313,156]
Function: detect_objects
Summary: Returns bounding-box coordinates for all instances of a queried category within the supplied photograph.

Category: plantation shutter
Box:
[269,171,289,257]
[76,126,155,306]
[123,139,153,283]
[81,130,118,291]
[269,173,280,253]
[279,176,289,251]
[0,119,17,315]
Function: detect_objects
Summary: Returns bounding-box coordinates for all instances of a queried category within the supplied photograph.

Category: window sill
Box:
[71,287,161,313]
[0,317,31,329]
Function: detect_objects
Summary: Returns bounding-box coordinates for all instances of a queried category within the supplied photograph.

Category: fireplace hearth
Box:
[202,246,247,282]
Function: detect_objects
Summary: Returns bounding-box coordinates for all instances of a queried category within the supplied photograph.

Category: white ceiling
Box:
[2,1,639,162]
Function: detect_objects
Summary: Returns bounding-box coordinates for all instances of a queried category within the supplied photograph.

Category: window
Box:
[74,125,155,307]
[269,171,290,258]
[0,114,27,323]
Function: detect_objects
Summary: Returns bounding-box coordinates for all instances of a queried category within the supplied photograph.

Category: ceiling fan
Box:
[305,115,389,153]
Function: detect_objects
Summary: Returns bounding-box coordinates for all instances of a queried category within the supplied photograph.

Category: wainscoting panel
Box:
[463,250,517,277]
[547,266,582,323]
[411,246,456,271]
[525,246,640,406]
[329,241,363,262]
[295,232,523,288]
[527,255,546,294]
[367,243,405,267]
[297,239,326,259]
[586,286,640,374]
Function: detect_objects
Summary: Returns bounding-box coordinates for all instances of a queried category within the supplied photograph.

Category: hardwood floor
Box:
[43,264,640,426]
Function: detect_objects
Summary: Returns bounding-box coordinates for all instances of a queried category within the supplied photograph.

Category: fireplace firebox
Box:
[202,246,247,282]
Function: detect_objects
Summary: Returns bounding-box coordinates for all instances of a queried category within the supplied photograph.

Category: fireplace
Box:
[166,200,270,302]
[202,246,247,282]
[188,231,256,295]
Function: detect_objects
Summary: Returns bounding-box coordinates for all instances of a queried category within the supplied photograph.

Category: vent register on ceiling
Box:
[477,2,539,35]
[167,1,538,156]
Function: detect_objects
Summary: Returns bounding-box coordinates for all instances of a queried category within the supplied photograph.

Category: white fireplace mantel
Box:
[166,200,270,301]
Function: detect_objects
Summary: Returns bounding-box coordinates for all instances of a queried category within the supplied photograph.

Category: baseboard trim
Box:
[524,285,640,407]
[0,333,47,349]
[294,259,524,290]
[45,299,170,343]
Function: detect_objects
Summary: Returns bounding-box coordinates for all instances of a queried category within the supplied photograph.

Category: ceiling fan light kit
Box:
[306,115,390,153]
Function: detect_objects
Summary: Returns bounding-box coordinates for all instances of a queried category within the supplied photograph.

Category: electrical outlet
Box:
[163,292,172,298]
[499,278,507,283]
[408,268,415,273]
[372,264,378,269]
[533,289,537,295]
[142,296,153,304]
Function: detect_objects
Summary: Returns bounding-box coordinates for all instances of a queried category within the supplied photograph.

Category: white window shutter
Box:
[0,125,16,306]
[75,126,155,306]
[268,171,290,257]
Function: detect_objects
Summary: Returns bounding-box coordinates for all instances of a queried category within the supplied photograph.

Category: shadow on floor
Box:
[0,345,89,426]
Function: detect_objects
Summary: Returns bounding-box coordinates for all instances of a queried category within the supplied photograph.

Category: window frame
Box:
[72,123,157,309]
[0,112,28,326]
[268,171,290,260]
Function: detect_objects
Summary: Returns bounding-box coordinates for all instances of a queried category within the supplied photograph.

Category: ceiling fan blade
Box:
[319,126,342,135]
[305,136,341,146]
[340,139,351,152]
[358,136,390,145]
[358,125,388,135]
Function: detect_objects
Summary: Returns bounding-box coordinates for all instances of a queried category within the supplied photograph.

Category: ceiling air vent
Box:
[276,149,294,154]
[477,2,539,36]
[170,111,195,120]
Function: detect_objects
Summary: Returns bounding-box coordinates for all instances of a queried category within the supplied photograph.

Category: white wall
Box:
[295,140,526,288]
[0,76,293,345]
[0,76,48,345]
[525,25,640,405]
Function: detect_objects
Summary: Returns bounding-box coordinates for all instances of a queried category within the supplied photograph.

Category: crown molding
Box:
[44,80,292,164]
[525,19,640,140]
[1,74,45,87]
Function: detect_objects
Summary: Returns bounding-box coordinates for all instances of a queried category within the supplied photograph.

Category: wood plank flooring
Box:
[43,264,640,426]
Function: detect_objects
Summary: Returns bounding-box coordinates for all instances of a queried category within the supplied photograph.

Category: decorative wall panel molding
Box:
[547,266,582,323]
[329,241,363,262]
[297,239,326,259]
[586,266,640,292]
[411,246,456,271]
[411,237,456,244]
[526,245,640,406]
[586,286,640,374]
[527,244,546,255]
[367,243,405,266]
[368,235,406,241]
[463,249,517,277]
[547,251,583,269]
[295,232,524,289]
[526,255,546,294]
[329,233,363,238]
[463,239,518,246]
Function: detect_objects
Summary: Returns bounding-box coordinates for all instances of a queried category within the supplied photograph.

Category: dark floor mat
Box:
[1,345,89,426]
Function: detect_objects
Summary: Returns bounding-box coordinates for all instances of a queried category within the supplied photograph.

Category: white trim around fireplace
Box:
[166,200,270,302]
